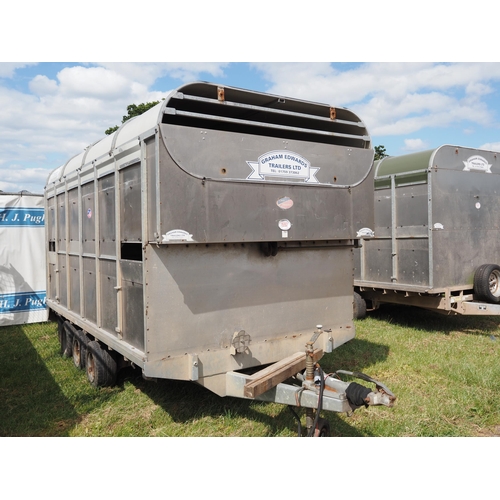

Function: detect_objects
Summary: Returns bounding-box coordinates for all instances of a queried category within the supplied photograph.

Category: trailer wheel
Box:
[314,418,331,437]
[61,322,73,358]
[474,264,500,303]
[86,341,118,387]
[353,292,367,320]
[72,331,88,370]
[57,319,66,355]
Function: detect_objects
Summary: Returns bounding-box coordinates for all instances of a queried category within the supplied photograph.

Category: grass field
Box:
[1,304,499,437]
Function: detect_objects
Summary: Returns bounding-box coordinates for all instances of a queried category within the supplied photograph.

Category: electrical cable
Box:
[288,406,302,437]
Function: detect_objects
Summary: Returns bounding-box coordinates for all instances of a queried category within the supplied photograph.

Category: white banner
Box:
[0,194,48,325]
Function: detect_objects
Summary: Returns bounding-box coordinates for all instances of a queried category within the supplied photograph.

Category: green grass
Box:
[328,307,500,436]
[1,305,499,437]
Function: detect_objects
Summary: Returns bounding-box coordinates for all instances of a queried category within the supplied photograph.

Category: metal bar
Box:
[226,371,351,413]
[140,137,148,359]
[359,239,366,281]
[460,301,500,315]
[391,174,397,282]
[358,288,449,310]
[53,191,60,303]
[257,383,350,413]
[94,161,102,329]
[353,287,500,317]
[355,280,474,294]
[427,169,434,288]
[361,235,428,241]
[78,171,84,317]
[65,181,70,310]
[155,129,161,243]
[172,91,366,128]
[376,168,430,181]
[165,108,370,143]
[114,156,123,338]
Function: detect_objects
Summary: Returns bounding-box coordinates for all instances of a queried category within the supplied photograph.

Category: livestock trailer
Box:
[0,192,48,326]
[45,82,394,435]
[354,144,500,317]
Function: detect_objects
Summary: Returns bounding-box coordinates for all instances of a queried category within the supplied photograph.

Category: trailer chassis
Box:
[357,284,500,316]
[57,316,396,436]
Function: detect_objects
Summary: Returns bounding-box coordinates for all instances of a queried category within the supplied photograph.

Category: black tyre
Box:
[353,292,367,320]
[86,341,118,387]
[57,319,65,355]
[474,264,500,304]
[72,330,88,370]
[61,322,73,358]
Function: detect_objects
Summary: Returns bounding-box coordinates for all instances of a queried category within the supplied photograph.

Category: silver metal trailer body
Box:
[354,144,500,315]
[45,82,394,425]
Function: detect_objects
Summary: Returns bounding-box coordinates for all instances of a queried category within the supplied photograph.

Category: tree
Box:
[374,145,389,161]
[105,100,162,135]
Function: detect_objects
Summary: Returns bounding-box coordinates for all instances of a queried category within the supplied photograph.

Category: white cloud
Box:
[0,87,38,129]
[29,75,58,96]
[479,142,500,152]
[0,62,233,192]
[97,62,229,86]
[403,139,428,151]
[0,165,49,193]
[253,62,500,136]
[4,61,500,193]
[57,66,131,98]
[0,63,37,79]
[250,62,337,98]
[465,82,492,97]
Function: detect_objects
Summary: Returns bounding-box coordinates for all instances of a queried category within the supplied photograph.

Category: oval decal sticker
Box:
[278,219,292,231]
[277,196,294,210]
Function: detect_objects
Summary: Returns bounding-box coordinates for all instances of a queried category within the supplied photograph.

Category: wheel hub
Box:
[489,270,500,296]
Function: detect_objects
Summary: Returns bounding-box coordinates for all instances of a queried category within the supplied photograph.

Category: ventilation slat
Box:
[162,85,371,149]
[173,91,365,129]
[166,108,370,143]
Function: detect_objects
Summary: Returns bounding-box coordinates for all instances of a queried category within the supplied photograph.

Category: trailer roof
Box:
[46,97,166,186]
[375,149,435,178]
[46,82,371,188]
[375,144,500,180]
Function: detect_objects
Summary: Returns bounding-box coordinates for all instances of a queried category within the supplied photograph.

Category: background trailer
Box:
[0,192,47,326]
[46,82,394,431]
[354,145,500,316]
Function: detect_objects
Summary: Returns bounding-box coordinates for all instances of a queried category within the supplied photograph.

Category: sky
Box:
[3,2,500,195]
[3,61,500,194]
